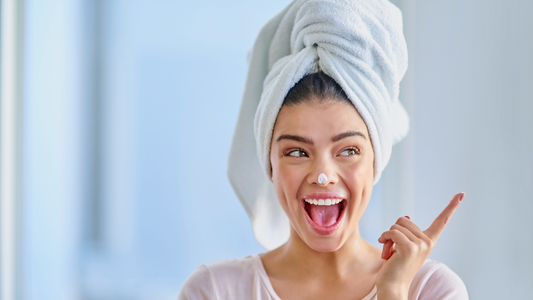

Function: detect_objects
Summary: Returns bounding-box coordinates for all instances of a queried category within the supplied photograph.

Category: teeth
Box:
[304,199,343,206]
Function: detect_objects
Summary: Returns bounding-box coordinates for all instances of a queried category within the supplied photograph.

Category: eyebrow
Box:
[332,131,367,142]
[276,134,314,145]
[275,131,366,145]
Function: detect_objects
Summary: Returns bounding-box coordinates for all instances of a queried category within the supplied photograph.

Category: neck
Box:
[271,228,379,280]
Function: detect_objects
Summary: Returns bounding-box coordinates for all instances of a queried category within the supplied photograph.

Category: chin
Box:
[303,234,347,253]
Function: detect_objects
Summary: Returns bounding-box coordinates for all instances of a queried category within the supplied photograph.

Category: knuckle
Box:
[419,241,429,252]
[426,238,435,249]
[404,242,416,253]
[390,228,402,237]
[391,224,402,231]
[396,217,409,225]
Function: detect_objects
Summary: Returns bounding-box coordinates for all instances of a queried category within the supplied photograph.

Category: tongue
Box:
[308,203,341,226]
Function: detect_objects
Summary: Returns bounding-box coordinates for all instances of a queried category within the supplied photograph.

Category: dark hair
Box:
[283,71,352,106]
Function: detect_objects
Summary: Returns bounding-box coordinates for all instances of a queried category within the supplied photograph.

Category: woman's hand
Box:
[375,192,465,300]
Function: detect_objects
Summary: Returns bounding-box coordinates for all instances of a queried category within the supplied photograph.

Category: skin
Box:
[260,98,463,300]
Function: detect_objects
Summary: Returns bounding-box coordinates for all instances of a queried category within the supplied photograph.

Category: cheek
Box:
[273,164,301,197]
[345,156,374,182]
[342,157,374,202]
[271,166,313,224]
[271,158,300,209]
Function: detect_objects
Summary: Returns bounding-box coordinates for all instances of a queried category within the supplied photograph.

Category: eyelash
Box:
[339,147,361,156]
[283,148,308,157]
[283,147,361,158]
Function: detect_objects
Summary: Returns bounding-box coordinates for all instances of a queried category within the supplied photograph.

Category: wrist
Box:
[376,284,408,300]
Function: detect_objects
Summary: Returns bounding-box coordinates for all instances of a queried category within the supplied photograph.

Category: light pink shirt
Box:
[179,255,468,300]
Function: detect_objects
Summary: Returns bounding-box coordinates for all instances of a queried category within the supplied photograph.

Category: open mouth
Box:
[302,198,347,235]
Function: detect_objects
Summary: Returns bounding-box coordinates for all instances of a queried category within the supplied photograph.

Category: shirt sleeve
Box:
[417,264,469,300]
[178,265,217,300]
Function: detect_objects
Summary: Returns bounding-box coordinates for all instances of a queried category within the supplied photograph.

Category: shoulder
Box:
[203,254,259,279]
[178,255,262,300]
[409,260,469,300]
[178,264,215,300]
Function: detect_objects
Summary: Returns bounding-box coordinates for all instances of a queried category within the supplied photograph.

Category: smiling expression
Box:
[270,98,375,252]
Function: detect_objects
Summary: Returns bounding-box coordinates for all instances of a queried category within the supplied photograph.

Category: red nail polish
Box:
[405,216,410,220]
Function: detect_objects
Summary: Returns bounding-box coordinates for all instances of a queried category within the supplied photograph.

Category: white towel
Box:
[228,0,409,250]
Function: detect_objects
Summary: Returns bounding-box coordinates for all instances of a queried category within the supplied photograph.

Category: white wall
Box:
[24,0,85,299]
[21,0,533,299]
[383,0,533,298]
[81,1,291,299]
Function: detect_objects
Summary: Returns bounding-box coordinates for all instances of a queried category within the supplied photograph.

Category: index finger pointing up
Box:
[424,192,465,242]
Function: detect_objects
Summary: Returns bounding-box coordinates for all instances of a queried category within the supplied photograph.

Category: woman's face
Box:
[270,99,374,252]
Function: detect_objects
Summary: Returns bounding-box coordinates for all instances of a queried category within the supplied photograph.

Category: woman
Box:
[180,0,468,299]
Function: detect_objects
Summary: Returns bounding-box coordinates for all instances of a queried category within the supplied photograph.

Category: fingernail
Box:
[459,192,465,202]
[405,216,410,220]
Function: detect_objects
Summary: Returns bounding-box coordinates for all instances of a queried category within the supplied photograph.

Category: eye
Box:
[284,149,308,157]
[339,147,360,156]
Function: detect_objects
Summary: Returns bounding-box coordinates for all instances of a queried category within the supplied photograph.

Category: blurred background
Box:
[0,0,532,299]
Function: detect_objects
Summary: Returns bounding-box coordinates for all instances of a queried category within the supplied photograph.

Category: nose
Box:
[307,156,338,186]
[318,173,328,185]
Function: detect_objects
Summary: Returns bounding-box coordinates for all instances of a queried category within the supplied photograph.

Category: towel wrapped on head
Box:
[228,0,409,250]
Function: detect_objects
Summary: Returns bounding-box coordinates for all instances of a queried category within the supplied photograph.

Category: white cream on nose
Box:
[318,173,328,185]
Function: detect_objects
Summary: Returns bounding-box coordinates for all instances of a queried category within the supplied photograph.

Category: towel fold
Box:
[228,0,409,250]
